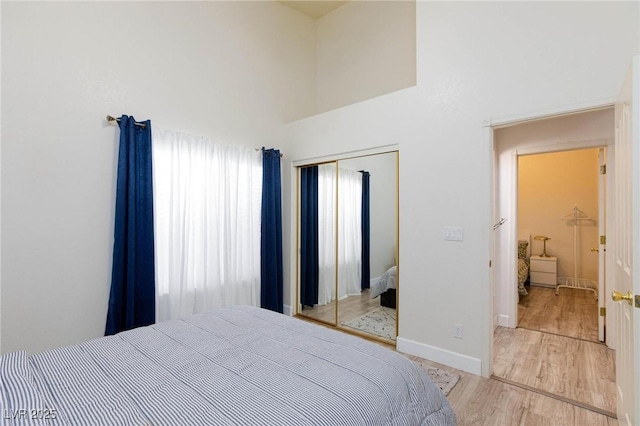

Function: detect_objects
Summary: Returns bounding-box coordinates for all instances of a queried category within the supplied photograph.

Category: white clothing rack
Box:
[556,205,598,299]
[560,205,590,221]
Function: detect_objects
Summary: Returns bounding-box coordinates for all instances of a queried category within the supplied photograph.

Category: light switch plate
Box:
[444,226,464,242]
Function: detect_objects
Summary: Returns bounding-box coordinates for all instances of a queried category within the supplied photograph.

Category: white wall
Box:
[1,1,316,354]
[280,2,638,376]
[316,0,416,114]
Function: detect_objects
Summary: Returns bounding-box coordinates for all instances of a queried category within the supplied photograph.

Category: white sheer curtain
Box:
[152,127,262,322]
[338,168,362,300]
[317,164,336,305]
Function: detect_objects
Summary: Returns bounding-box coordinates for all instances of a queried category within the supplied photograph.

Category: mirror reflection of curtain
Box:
[300,165,366,306]
[317,164,336,305]
[360,171,370,290]
[300,166,319,307]
[338,168,363,299]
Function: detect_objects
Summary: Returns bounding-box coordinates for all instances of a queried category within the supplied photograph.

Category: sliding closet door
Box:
[336,153,398,342]
[296,152,399,343]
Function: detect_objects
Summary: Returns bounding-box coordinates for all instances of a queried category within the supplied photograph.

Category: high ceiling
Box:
[279,1,348,19]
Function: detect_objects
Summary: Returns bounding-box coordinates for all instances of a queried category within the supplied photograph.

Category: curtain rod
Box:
[255,148,283,158]
[106,115,147,128]
[107,115,282,157]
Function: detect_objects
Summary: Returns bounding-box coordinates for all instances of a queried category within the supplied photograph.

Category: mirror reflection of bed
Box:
[297,151,398,342]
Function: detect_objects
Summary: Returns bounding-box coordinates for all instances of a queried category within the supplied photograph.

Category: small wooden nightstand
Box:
[529,255,557,288]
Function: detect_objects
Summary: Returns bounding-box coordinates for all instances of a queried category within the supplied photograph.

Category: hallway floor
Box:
[493,326,616,416]
[493,285,615,418]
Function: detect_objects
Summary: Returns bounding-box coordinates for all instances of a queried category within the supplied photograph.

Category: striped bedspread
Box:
[1,306,455,425]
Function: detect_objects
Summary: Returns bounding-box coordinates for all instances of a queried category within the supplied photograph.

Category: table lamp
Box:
[533,235,551,257]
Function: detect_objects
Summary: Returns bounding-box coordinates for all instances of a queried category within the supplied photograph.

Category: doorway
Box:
[491,108,617,417]
[516,149,600,342]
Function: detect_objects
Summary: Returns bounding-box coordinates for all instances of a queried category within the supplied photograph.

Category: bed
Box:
[1,305,455,426]
[518,239,530,296]
[370,266,397,308]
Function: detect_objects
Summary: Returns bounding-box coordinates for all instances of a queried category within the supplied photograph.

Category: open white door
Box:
[613,55,640,426]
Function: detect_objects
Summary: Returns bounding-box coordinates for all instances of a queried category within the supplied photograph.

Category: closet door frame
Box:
[292,145,399,344]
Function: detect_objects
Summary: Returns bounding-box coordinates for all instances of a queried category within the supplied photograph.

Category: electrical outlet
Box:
[454,324,463,339]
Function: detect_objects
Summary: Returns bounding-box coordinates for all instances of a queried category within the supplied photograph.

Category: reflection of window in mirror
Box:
[296,151,398,343]
[336,153,398,342]
[298,163,338,326]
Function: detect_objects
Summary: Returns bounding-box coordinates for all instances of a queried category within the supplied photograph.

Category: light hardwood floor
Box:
[404,354,617,426]
[490,283,616,420]
[493,326,616,416]
[337,290,388,326]
[518,285,598,342]
[297,289,395,340]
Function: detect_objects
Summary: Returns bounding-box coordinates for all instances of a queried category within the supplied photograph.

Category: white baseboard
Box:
[496,314,511,328]
[396,337,482,376]
[283,304,292,316]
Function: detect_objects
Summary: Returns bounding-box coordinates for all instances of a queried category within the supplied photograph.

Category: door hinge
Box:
[600,164,607,174]
[635,295,640,308]
[600,307,606,316]
[600,235,606,245]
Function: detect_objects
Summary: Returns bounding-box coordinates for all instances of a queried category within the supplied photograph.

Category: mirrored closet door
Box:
[296,152,398,343]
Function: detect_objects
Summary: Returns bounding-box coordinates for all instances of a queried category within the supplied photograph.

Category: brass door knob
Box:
[612,290,633,305]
